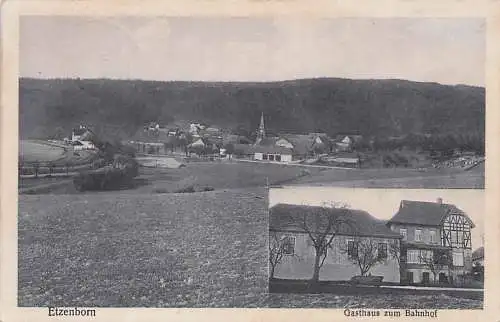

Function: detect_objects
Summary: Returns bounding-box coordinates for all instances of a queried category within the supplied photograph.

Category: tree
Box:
[224,143,235,156]
[419,249,450,284]
[389,240,405,280]
[418,250,438,284]
[268,231,295,280]
[342,238,387,277]
[299,203,353,283]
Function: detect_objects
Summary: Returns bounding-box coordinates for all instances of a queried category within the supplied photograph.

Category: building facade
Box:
[386,198,475,285]
[269,204,402,283]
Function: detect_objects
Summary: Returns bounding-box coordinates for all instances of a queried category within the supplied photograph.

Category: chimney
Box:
[436,198,443,204]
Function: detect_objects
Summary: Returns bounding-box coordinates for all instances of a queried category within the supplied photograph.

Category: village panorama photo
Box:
[17,16,484,307]
[268,187,484,309]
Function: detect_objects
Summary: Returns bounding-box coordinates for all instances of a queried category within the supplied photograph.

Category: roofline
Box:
[269,228,402,240]
[386,220,442,228]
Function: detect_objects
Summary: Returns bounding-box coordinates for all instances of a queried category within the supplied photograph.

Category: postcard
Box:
[1,0,499,321]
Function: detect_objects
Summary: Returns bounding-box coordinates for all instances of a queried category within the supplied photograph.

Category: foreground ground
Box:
[18,188,483,308]
[18,188,269,307]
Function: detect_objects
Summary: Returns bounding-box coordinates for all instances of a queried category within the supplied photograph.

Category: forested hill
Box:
[19,77,485,140]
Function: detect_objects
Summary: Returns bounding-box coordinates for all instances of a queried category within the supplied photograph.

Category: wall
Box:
[254,152,263,161]
[389,223,440,245]
[271,232,400,283]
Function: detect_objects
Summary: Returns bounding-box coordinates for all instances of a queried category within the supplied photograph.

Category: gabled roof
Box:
[270,203,401,239]
[72,127,88,136]
[256,137,279,146]
[387,200,475,228]
[250,145,293,155]
[131,129,169,143]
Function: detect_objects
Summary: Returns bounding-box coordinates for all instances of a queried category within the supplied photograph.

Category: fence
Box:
[19,159,105,178]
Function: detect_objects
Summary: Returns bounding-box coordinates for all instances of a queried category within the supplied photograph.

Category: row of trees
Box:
[353,132,485,157]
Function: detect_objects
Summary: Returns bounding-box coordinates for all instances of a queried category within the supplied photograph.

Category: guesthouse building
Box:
[386,198,475,285]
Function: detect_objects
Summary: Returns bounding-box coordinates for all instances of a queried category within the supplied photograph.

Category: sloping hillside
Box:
[19,77,485,140]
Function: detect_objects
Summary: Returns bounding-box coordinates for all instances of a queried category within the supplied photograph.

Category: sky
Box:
[269,187,485,248]
[20,16,485,86]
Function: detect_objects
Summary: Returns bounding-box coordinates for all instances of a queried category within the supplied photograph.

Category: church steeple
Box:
[256,112,266,144]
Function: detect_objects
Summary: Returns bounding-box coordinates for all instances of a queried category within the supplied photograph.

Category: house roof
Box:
[270,203,401,239]
[257,137,279,146]
[280,133,330,155]
[387,200,475,228]
[472,246,484,260]
[250,145,293,155]
[73,127,88,136]
[131,129,170,143]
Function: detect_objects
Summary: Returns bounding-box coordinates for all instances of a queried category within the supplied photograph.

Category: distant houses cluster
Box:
[128,114,363,167]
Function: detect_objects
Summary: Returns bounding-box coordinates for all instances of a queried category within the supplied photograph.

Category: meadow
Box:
[19,140,67,163]
[19,140,97,167]
[289,163,485,189]
[19,161,325,194]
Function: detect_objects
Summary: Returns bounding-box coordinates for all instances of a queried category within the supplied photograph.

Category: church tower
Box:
[255,112,266,145]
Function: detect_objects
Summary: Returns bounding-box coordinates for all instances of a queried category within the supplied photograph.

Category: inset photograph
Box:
[268,187,484,309]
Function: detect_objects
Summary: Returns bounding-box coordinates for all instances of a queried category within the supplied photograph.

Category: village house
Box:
[386,198,475,285]
[333,135,363,152]
[269,204,402,283]
[321,152,361,168]
[251,113,332,163]
[71,126,96,150]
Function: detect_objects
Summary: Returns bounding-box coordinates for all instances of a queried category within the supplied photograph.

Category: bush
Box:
[153,188,168,194]
[175,185,196,193]
[203,186,215,192]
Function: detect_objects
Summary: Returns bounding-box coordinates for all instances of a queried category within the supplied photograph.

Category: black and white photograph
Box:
[269,187,484,309]
[9,10,492,314]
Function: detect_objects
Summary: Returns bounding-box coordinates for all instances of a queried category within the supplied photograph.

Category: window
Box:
[415,229,423,242]
[378,243,387,259]
[452,249,464,267]
[400,229,407,241]
[282,236,296,255]
[421,250,433,262]
[268,154,275,161]
[347,240,358,258]
[429,230,437,244]
[262,154,268,160]
[275,155,281,162]
[407,250,419,264]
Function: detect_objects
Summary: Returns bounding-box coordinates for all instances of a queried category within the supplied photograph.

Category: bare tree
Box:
[389,240,405,279]
[418,250,439,284]
[300,202,352,283]
[268,231,294,280]
[341,238,387,277]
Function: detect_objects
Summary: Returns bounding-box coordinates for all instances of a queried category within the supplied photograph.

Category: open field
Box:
[287,164,484,189]
[18,187,483,308]
[18,159,485,195]
[19,161,325,195]
[19,140,67,163]
[19,140,97,167]
[18,188,269,307]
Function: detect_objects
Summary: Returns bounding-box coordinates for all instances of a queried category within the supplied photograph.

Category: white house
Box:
[252,145,293,163]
